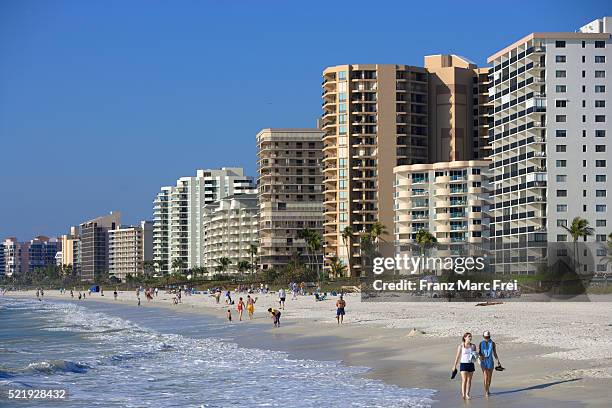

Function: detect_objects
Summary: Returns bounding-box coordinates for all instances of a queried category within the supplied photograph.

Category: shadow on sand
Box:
[492,378,582,396]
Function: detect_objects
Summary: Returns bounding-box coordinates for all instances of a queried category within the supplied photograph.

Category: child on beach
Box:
[267,308,281,327]
[452,332,477,400]
[246,295,256,319]
[227,309,232,322]
[237,297,245,321]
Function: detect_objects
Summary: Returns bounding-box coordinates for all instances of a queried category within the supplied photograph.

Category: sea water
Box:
[0,297,435,407]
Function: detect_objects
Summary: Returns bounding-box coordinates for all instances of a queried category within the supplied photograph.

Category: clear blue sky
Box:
[0,0,608,240]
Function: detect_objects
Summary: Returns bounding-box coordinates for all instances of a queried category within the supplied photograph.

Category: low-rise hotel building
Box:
[201,194,258,273]
[108,221,153,281]
[394,161,493,264]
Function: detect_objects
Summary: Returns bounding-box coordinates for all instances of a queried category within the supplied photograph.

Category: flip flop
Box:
[451,369,458,379]
[495,365,505,371]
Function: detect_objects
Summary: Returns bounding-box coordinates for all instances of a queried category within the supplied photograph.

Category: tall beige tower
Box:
[424,54,491,162]
[321,65,429,276]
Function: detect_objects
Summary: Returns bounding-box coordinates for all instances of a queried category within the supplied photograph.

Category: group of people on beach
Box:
[452,331,502,399]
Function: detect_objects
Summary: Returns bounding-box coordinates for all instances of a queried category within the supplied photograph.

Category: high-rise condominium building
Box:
[79,212,120,282]
[257,128,325,270]
[487,17,611,274]
[0,242,4,277]
[153,168,254,274]
[202,194,258,273]
[425,55,492,161]
[394,161,492,265]
[27,236,59,272]
[108,221,153,281]
[321,65,429,275]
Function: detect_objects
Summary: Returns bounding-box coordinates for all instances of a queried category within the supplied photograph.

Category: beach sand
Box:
[5,289,612,407]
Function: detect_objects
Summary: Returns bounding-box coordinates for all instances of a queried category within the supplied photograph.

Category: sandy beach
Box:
[5,289,612,407]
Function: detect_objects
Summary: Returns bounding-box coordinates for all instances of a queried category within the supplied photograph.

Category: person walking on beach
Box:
[452,332,477,400]
[246,295,256,320]
[114,289,118,300]
[237,297,245,321]
[479,330,501,397]
[336,295,346,324]
[267,307,281,327]
[40,289,44,299]
[227,308,232,322]
[278,288,286,310]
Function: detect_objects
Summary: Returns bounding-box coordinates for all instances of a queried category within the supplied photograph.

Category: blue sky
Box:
[0,0,609,239]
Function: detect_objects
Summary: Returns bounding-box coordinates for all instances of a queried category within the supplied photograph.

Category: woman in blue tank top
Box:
[479,330,501,397]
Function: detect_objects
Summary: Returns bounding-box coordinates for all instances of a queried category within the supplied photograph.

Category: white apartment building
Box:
[488,17,611,274]
[394,161,492,265]
[201,194,258,274]
[153,168,255,274]
[108,221,153,281]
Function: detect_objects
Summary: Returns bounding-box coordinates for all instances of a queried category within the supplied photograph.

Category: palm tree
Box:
[215,257,231,274]
[370,222,387,253]
[297,228,314,270]
[248,244,258,274]
[237,260,250,277]
[415,229,437,274]
[141,260,156,278]
[171,258,187,275]
[307,231,323,282]
[328,256,347,279]
[341,226,354,277]
[562,217,594,273]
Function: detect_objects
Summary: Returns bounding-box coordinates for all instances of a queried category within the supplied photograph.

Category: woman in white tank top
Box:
[452,332,476,400]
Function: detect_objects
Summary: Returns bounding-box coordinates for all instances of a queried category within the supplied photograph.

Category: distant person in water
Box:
[336,295,346,324]
[36,289,40,301]
[278,288,286,310]
[246,295,256,320]
[479,330,501,397]
[70,290,74,298]
[40,289,44,299]
[227,308,232,322]
[237,297,245,321]
[100,288,104,296]
[114,289,118,300]
[267,308,281,327]
[453,332,477,400]
[78,292,82,300]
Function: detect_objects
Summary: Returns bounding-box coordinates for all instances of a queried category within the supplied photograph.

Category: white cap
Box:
[483,330,491,337]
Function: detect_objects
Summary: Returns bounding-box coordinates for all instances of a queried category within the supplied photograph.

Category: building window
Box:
[556,175,567,182]
[595,85,606,93]
[557,234,567,242]
[556,145,566,152]
[339,103,347,113]
[597,264,608,272]
[555,70,566,78]
[557,219,567,227]
[596,145,606,152]
[338,71,347,81]
[555,129,566,138]
[555,85,566,93]
[555,100,567,107]
[596,205,607,212]
[557,204,567,212]
[555,40,566,48]
[595,70,605,78]
[596,160,606,167]
[556,115,566,122]
[557,190,567,197]
[556,160,567,167]
[596,219,607,227]
[596,190,607,197]
[596,175,606,182]
[595,115,606,122]
[595,56,606,63]
[555,55,566,62]
[595,130,606,138]
[597,234,607,242]
[595,100,606,108]
[595,41,606,48]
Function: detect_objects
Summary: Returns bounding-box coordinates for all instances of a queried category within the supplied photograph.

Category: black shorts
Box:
[280,297,286,302]
[460,363,475,372]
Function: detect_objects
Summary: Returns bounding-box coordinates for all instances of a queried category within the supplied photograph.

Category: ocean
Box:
[0,297,435,407]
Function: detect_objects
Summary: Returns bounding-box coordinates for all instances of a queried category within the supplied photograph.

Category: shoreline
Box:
[4,290,612,407]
